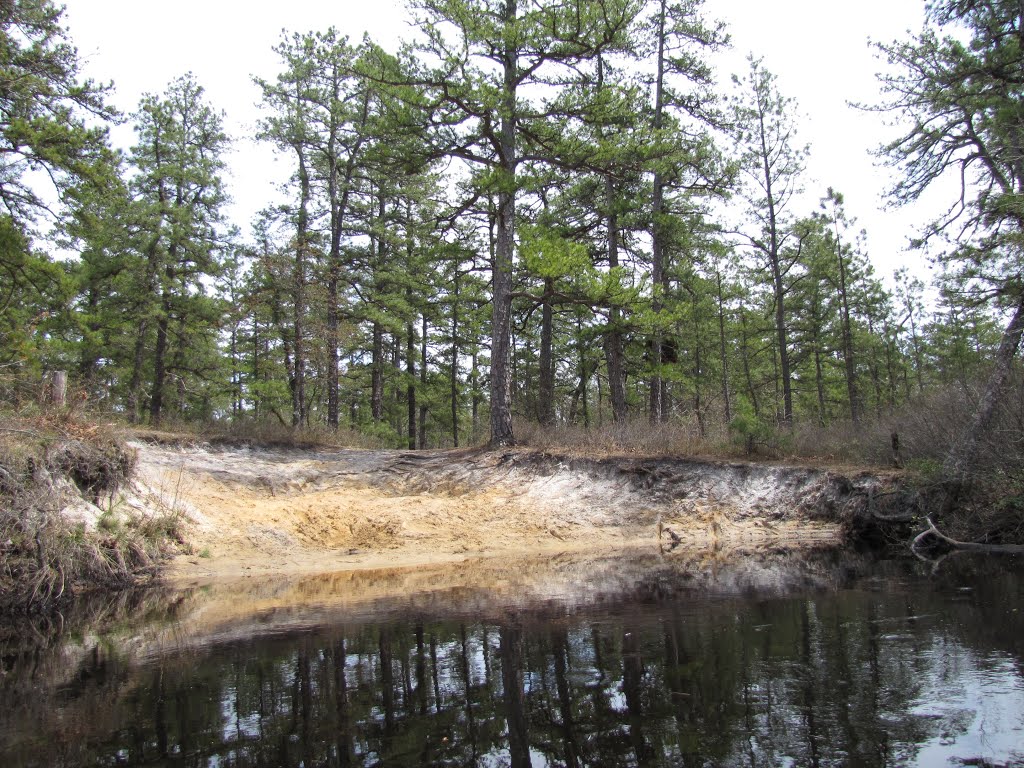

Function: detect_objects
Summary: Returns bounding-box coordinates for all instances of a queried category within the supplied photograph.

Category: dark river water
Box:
[1,549,1023,767]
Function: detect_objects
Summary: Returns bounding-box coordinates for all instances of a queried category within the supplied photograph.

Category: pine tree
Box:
[0,0,115,375]
[405,0,640,445]
[874,0,1024,485]
[731,56,808,426]
[127,74,231,425]
[643,0,730,422]
[0,0,114,223]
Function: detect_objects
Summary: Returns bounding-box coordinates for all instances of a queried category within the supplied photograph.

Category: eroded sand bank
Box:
[126,441,902,584]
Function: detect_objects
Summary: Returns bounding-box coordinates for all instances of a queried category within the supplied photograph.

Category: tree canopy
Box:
[874,0,1024,485]
[0,0,1021,484]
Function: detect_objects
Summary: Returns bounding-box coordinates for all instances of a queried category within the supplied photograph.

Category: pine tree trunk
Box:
[740,309,760,417]
[836,241,859,424]
[372,322,384,423]
[758,106,793,424]
[692,303,705,438]
[471,351,480,440]
[491,191,515,446]
[292,143,310,428]
[450,273,460,447]
[648,0,668,425]
[407,318,416,451]
[867,317,883,417]
[771,258,792,425]
[884,320,899,411]
[127,320,148,424]
[604,176,627,423]
[77,288,100,389]
[149,296,171,426]
[538,278,555,426]
[230,325,240,418]
[910,313,925,395]
[419,314,428,449]
[252,318,262,421]
[814,343,826,427]
[489,21,517,447]
[716,272,731,425]
[325,89,367,430]
[327,266,341,429]
[942,293,1024,487]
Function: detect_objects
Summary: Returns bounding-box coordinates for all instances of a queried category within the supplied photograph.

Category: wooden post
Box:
[42,371,67,407]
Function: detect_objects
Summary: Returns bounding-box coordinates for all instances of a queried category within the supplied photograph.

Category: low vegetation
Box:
[130,417,397,452]
[0,406,184,613]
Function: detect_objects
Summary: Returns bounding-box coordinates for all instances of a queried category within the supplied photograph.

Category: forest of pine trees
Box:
[2,0,1021,459]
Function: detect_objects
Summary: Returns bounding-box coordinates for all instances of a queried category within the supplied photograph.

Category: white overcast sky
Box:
[63,0,936,283]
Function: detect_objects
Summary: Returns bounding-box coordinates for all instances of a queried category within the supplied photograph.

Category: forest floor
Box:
[125,437,910,587]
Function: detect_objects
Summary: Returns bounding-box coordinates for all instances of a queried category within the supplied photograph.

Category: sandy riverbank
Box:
[128,440,875,584]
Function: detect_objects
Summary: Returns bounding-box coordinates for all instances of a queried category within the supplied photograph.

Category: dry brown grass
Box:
[513,379,1023,476]
[514,417,740,460]
[786,380,1024,479]
[132,416,397,451]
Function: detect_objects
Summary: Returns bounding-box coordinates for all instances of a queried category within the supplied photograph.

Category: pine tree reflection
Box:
[3,557,1024,766]
[500,624,532,767]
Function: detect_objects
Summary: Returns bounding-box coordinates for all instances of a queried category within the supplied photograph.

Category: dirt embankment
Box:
[126,441,918,582]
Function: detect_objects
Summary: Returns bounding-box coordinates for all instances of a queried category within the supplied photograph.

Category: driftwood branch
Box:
[911,516,1024,555]
[870,508,916,523]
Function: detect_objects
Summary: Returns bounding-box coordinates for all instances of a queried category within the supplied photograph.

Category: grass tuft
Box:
[0,409,181,614]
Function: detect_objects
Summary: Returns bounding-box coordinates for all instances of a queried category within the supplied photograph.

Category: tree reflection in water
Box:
[1,555,1023,767]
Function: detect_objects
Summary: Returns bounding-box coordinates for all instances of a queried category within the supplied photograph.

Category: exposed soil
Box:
[125,441,916,584]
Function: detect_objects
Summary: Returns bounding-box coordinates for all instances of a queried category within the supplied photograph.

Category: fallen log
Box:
[911,516,1024,555]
